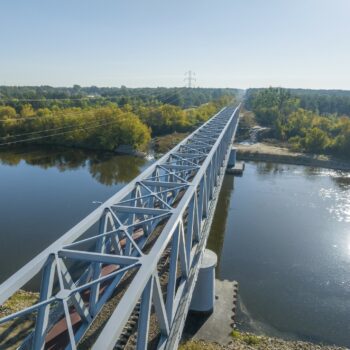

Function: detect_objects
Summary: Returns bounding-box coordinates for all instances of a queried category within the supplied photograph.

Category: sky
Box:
[0,0,349,89]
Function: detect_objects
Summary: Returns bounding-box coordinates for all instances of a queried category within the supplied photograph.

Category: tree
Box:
[20,104,35,118]
[0,106,16,120]
[302,127,331,153]
[332,117,350,157]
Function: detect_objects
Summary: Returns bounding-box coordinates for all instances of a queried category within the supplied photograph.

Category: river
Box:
[0,147,150,285]
[0,148,350,347]
[208,161,350,347]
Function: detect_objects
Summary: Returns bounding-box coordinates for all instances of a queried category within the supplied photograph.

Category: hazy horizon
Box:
[2,85,350,92]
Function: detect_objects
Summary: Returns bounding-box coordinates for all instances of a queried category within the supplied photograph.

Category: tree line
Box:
[0,86,240,110]
[246,88,350,116]
[244,87,350,158]
[0,90,236,152]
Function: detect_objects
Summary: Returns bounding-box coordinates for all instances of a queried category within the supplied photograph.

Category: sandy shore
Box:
[236,143,350,171]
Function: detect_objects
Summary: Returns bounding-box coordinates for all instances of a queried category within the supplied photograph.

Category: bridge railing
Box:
[0,104,240,350]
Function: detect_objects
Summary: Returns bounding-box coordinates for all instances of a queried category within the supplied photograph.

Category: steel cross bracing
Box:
[0,104,240,350]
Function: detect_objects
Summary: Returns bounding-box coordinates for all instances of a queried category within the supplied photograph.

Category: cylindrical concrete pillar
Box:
[227,147,237,168]
[190,249,217,313]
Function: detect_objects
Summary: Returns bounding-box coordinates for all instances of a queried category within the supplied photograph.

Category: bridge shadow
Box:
[207,175,235,275]
[182,310,213,340]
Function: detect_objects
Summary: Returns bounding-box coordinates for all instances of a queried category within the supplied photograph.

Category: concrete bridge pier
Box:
[190,249,217,312]
[228,147,237,168]
[227,146,245,176]
[184,249,239,345]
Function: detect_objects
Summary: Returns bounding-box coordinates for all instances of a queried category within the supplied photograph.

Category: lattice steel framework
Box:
[0,104,240,350]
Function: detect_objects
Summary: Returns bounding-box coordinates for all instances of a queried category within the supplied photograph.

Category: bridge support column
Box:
[227,147,237,168]
[190,249,217,313]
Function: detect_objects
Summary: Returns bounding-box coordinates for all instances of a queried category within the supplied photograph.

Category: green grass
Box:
[232,330,261,345]
[0,290,39,349]
[0,290,39,317]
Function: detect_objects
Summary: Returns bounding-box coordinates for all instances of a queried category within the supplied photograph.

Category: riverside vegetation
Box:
[0,87,239,152]
[245,88,350,159]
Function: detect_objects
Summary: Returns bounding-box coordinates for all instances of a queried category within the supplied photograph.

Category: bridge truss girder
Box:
[0,104,240,350]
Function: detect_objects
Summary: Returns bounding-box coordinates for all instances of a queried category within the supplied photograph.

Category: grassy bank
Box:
[0,290,39,349]
[0,290,38,318]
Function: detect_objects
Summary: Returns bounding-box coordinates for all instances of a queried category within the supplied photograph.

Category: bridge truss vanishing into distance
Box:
[0,104,240,350]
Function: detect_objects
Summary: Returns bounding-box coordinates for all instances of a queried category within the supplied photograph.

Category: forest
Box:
[0,87,238,152]
[0,86,240,110]
[245,88,350,158]
[245,88,350,116]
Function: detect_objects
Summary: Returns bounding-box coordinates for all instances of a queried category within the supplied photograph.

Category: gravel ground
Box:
[180,333,349,350]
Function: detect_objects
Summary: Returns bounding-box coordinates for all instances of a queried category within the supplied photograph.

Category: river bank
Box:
[180,332,348,350]
[151,132,350,173]
[236,142,350,171]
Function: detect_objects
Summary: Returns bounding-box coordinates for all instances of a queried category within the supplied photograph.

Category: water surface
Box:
[0,147,149,284]
[208,161,350,347]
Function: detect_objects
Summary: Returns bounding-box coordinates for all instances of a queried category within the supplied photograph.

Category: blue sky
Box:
[0,0,349,89]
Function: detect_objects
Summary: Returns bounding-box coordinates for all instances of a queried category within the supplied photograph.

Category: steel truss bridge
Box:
[0,104,240,350]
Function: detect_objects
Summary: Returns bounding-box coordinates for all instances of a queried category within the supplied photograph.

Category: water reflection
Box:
[255,161,286,175]
[0,147,146,185]
[332,175,350,188]
[302,168,350,223]
[89,156,145,185]
[256,162,350,223]
[0,147,149,284]
[255,161,350,191]
[319,186,350,223]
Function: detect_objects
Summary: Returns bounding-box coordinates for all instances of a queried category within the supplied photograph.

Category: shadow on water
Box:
[207,175,234,275]
[0,146,146,185]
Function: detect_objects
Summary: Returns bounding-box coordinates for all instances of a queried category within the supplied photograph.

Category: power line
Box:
[0,90,185,123]
[0,118,124,147]
[0,111,94,123]
[184,71,196,88]
[0,119,103,140]
[0,96,105,102]
[0,92,186,146]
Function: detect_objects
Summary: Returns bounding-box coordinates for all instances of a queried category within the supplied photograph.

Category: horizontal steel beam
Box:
[111,205,171,215]
[58,250,140,265]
